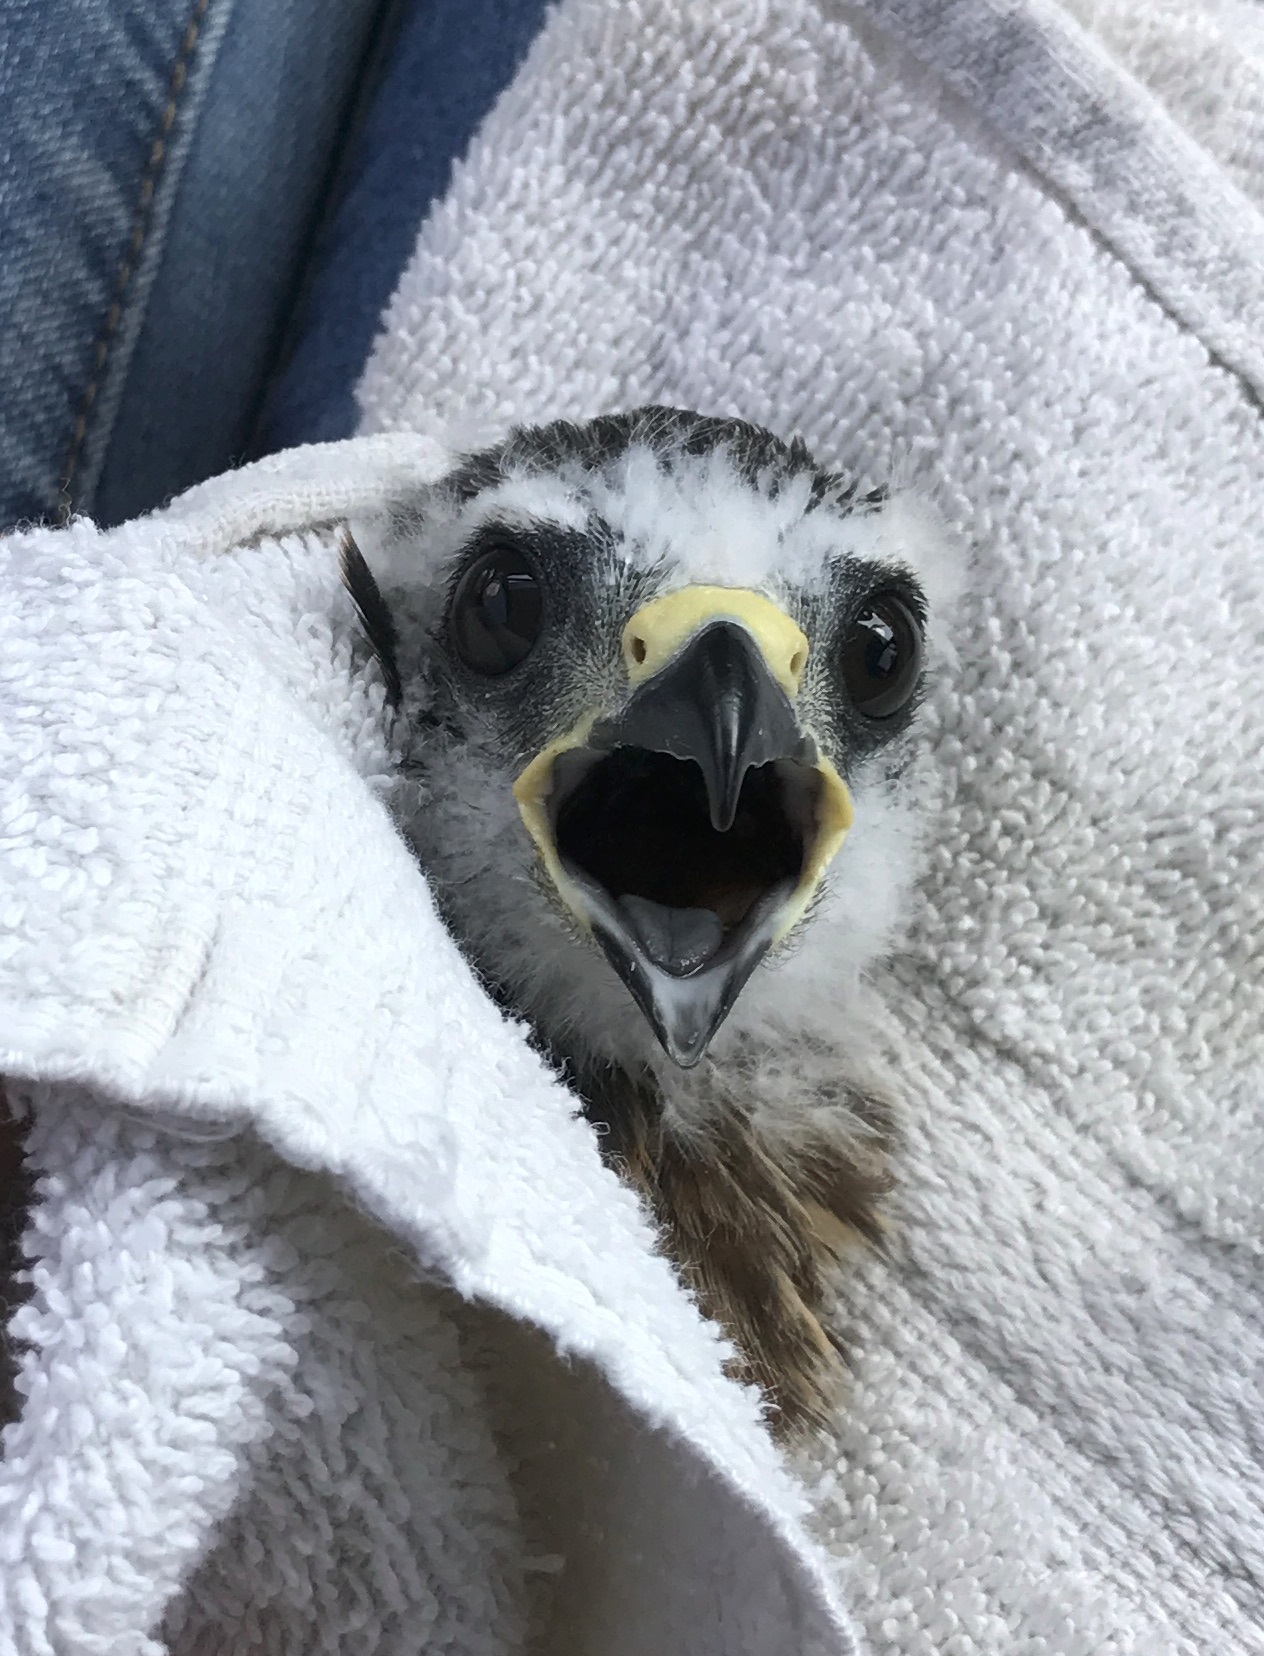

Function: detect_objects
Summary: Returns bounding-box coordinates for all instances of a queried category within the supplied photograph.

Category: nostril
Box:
[789,648,806,680]
[630,635,647,666]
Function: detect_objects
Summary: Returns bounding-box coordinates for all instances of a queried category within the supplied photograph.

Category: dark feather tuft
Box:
[582,1060,894,1437]
[338,526,402,707]
[441,405,870,516]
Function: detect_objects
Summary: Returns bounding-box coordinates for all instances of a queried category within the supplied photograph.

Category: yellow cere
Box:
[621,586,809,696]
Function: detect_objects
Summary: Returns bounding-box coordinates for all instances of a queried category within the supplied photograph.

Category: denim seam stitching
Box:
[58,0,213,519]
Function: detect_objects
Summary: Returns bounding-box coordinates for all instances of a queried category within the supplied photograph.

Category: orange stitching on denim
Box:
[58,0,212,520]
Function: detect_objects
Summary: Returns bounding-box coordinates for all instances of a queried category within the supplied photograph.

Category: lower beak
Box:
[514,607,852,1067]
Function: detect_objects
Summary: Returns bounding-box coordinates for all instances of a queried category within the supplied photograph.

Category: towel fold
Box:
[0,437,856,1653]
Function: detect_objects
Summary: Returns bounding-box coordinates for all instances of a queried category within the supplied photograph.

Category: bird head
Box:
[361,408,958,1079]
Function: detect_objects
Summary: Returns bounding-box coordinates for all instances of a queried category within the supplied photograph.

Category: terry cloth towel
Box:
[0,437,858,1654]
[357,0,1264,1653]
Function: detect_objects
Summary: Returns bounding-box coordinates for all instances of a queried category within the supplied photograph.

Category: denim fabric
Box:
[257,0,553,454]
[92,0,394,525]
[0,0,223,525]
[0,0,388,529]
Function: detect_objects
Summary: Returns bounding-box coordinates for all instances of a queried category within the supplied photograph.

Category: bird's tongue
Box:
[572,868,796,1066]
[616,895,725,976]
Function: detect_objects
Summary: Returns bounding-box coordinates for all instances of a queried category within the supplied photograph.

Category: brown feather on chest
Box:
[577,1056,895,1437]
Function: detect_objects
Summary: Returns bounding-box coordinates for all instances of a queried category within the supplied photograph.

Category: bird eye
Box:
[450,545,544,675]
[840,591,924,718]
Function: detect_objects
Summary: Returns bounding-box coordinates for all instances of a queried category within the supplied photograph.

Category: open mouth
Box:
[513,611,853,1067]
[551,747,824,1063]
[556,745,810,958]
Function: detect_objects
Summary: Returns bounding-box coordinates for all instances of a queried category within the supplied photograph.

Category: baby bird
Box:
[344,407,958,1434]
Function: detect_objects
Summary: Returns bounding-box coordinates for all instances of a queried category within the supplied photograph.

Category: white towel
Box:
[0,437,857,1653]
[4,0,1263,1651]
[357,0,1264,1651]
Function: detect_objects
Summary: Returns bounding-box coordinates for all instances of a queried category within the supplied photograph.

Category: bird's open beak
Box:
[514,587,853,1066]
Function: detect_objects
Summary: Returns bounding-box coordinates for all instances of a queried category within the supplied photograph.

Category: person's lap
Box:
[0,0,388,529]
[0,0,547,532]
[257,0,554,459]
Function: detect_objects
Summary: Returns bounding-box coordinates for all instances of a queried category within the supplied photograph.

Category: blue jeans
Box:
[0,0,551,531]
[0,0,390,528]
[258,0,553,455]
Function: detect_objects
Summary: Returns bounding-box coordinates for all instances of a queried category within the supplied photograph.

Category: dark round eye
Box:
[840,592,924,718]
[450,545,544,675]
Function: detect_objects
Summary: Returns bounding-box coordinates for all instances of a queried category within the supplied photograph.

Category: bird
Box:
[341,406,959,1436]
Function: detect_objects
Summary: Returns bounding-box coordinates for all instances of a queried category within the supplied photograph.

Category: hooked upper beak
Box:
[514,587,853,1066]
